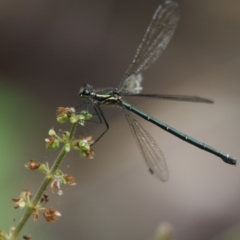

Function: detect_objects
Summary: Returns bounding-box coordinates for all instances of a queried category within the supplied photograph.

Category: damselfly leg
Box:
[75,102,110,146]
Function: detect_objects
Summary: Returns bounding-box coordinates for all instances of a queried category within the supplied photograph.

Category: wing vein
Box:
[123,107,169,181]
[118,0,180,91]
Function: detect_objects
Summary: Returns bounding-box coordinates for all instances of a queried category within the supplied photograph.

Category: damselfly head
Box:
[79,84,95,98]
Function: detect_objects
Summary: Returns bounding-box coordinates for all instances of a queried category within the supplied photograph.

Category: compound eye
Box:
[84,89,90,95]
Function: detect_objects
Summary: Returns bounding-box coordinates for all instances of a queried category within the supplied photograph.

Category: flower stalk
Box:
[2,107,94,240]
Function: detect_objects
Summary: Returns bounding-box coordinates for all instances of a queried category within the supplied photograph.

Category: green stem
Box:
[10,123,78,240]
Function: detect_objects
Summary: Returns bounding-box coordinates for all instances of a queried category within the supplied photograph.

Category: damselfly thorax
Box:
[79,84,122,106]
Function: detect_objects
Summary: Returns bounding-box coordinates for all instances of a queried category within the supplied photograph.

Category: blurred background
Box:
[0,0,240,239]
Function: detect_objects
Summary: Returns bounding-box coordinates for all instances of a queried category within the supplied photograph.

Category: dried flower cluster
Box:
[25,159,41,170]
[43,208,61,223]
[12,191,32,209]
[12,190,61,223]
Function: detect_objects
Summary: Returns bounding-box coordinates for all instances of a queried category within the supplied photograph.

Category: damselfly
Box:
[79,0,236,181]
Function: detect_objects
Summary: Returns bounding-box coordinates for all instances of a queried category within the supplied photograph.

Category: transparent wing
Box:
[118,0,180,91]
[120,73,143,94]
[120,93,214,104]
[123,107,169,181]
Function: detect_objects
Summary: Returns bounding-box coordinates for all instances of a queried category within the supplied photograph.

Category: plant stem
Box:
[10,123,78,240]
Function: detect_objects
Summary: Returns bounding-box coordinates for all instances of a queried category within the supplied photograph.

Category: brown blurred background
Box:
[0,0,240,239]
